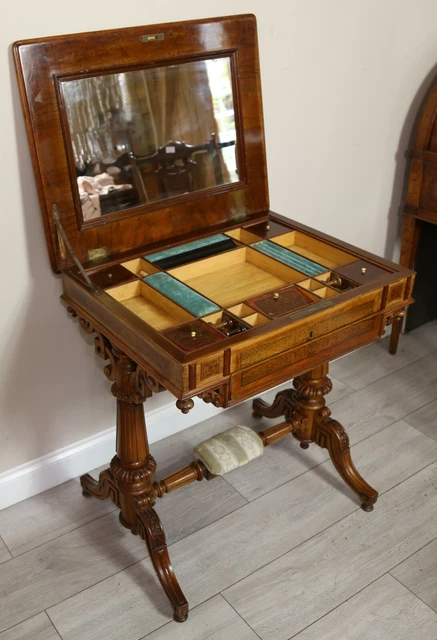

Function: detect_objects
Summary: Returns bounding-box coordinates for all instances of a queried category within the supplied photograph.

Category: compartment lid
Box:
[14,14,268,273]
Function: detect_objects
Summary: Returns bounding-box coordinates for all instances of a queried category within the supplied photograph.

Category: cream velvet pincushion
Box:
[193,426,264,475]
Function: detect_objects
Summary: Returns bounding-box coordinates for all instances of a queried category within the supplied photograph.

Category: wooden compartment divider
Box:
[271,231,356,268]
[106,281,195,330]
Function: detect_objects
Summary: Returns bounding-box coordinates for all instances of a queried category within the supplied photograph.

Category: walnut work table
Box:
[13,15,415,623]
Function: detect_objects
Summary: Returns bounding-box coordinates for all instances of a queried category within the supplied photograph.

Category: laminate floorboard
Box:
[0,474,115,557]
[391,537,437,613]
[1,324,436,639]
[404,398,437,441]
[0,536,12,563]
[330,319,437,389]
[141,595,260,640]
[223,462,437,640]
[326,350,437,442]
[0,472,245,635]
[0,613,61,640]
[46,420,437,640]
[291,574,437,640]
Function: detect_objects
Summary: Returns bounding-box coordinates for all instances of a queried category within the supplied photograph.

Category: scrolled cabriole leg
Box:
[293,364,378,511]
[313,416,378,511]
[135,501,189,623]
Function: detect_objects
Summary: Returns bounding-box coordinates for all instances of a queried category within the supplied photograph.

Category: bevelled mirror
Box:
[59,56,238,222]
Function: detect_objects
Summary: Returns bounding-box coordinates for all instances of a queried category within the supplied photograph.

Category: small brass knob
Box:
[266,224,270,230]
[273,292,280,300]
[107,273,112,279]
[191,331,197,338]
[361,267,367,275]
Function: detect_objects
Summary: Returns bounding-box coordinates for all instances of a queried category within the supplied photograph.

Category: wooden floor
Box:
[1,321,437,640]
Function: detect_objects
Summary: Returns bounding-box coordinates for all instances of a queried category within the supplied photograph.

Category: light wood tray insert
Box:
[271,231,355,269]
[122,258,160,279]
[106,281,194,330]
[225,228,263,245]
[297,279,339,298]
[168,247,306,308]
[205,304,271,330]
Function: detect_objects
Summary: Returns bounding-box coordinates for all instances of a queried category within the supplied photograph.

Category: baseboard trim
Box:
[0,398,225,511]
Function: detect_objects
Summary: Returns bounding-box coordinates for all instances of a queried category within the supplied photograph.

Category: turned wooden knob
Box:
[266,224,270,230]
[107,273,112,279]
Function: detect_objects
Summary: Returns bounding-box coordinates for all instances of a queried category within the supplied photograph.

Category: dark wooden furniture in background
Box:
[14,15,414,624]
[390,75,437,354]
[130,134,230,201]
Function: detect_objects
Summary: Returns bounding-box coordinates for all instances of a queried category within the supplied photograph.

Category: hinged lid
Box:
[14,14,268,273]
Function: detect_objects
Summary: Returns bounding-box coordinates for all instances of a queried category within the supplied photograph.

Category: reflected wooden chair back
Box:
[129,134,227,203]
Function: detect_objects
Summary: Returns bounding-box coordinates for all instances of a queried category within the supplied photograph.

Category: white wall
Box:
[2,0,437,473]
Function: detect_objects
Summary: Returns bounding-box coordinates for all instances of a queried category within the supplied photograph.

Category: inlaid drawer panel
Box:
[385,278,407,307]
[230,314,380,400]
[232,290,382,371]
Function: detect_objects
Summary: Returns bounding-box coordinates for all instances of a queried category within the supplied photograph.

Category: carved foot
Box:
[252,389,299,420]
[314,417,378,511]
[136,504,189,622]
[80,469,120,507]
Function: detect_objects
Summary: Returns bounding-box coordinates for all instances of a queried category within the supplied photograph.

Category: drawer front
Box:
[232,290,382,371]
[230,315,380,401]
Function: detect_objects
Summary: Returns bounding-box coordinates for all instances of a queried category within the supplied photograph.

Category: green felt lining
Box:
[252,240,326,276]
[145,234,230,263]
[145,272,220,316]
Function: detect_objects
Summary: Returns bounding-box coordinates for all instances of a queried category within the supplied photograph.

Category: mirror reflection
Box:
[61,57,238,221]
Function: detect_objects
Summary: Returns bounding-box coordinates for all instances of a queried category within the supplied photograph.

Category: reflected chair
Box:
[129,134,233,202]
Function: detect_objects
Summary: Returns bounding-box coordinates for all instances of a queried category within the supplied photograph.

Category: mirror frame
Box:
[56,52,244,228]
[14,15,268,273]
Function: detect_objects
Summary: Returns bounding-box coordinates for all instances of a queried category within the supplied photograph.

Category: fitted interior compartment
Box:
[203,310,251,336]
[315,271,359,291]
[241,312,270,327]
[122,258,160,279]
[296,278,325,293]
[227,302,258,318]
[143,234,238,269]
[169,246,305,307]
[271,231,355,269]
[225,228,263,245]
[106,280,194,330]
[312,286,339,299]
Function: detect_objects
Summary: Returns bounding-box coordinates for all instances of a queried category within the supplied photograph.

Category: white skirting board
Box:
[0,398,226,511]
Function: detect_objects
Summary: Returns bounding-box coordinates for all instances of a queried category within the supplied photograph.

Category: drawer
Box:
[231,289,382,372]
[230,314,381,401]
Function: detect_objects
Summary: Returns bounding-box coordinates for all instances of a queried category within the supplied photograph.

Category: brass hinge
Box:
[52,205,101,295]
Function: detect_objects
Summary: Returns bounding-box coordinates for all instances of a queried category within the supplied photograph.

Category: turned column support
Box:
[74,317,188,622]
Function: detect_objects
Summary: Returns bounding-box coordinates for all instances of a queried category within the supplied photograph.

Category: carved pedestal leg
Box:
[79,333,188,622]
[252,364,378,511]
[294,364,378,510]
[311,417,377,511]
[136,503,188,622]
